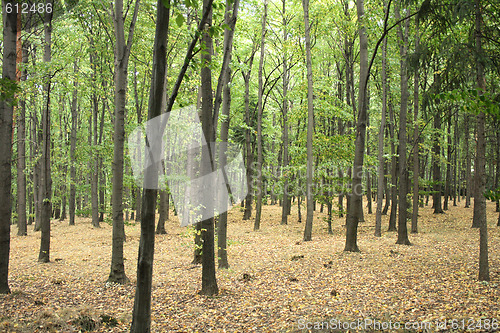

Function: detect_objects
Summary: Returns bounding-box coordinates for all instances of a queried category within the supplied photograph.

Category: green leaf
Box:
[176,13,185,27]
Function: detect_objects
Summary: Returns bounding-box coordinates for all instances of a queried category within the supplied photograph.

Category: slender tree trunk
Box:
[218,0,239,269]
[375,27,388,237]
[444,111,452,211]
[344,0,367,251]
[453,111,459,207]
[69,65,78,226]
[90,52,100,227]
[108,0,139,284]
[395,3,411,245]
[198,0,218,296]
[303,0,314,242]
[17,35,29,236]
[130,1,168,331]
[133,62,143,222]
[254,0,267,231]
[242,54,255,220]
[156,190,168,234]
[474,0,489,281]
[38,0,54,263]
[432,102,444,214]
[0,0,17,294]
[338,120,345,217]
[388,101,398,231]
[465,113,471,208]
[281,0,289,226]
[411,16,420,233]
[495,126,499,213]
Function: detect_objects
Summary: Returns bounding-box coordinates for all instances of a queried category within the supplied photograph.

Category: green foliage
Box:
[0,78,19,105]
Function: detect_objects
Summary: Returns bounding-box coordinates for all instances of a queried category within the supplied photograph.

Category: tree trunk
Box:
[382,159,390,215]
[366,113,372,215]
[17,35,29,236]
[69,65,78,226]
[396,3,411,245]
[242,53,255,221]
[496,125,499,213]
[130,1,168,331]
[444,111,452,211]
[0,0,17,294]
[38,0,54,263]
[281,0,289,226]
[99,160,105,221]
[411,16,420,234]
[375,25,388,237]
[254,0,267,231]
[474,0,488,281]
[217,0,239,269]
[432,102,444,214]
[133,62,144,222]
[156,190,168,234]
[453,111,459,207]
[302,0,314,242]
[90,50,100,227]
[344,0,367,252]
[198,0,218,296]
[388,100,398,231]
[108,0,139,284]
[465,113,471,208]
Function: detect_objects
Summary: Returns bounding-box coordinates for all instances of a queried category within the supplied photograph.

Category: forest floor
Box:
[2,199,500,332]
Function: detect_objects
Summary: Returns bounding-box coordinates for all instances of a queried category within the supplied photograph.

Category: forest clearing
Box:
[2,201,500,332]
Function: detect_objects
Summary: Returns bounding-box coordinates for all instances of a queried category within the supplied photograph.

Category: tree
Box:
[217,0,239,269]
[69,62,78,226]
[17,27,29,237]
[198,0,218,296]
[302,0,314,242]
[344,0,367,251]
[375,3,388,238]
[38,0,54,263]
[395,1,411,245]
[0,0,18,294]
[411,15,420,234]
[130,0,169,330]
[155,190,168,235]
[108,0,139,284]
[474,0,489,282]
[254,0,267,231]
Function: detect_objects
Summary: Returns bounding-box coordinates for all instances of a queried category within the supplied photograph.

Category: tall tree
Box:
[375,14,388,238]
[199,0,218,296]
[395,2,411,245]
[89,44,100,228]
[464,113,471,208]
[280,0,290,226]
[411,15,420,234]
[130,0,169,330]
[432,92,444,214]
[0,0,17,294]
[17,27,29,236]
[474,0,489,281]
[38,0,54,263]
[69,63,78,226]
[254,0,267,231]
[302,0,314,242]
[217,0,239,269]
[241,47,256,221]
[108,0,139,284]
[344,0,368,251]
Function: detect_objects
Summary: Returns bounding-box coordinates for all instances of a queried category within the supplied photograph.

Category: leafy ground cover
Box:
[1,200,499,332]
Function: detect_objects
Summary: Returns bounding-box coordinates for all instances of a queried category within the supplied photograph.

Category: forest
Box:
[1,0,500,331]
